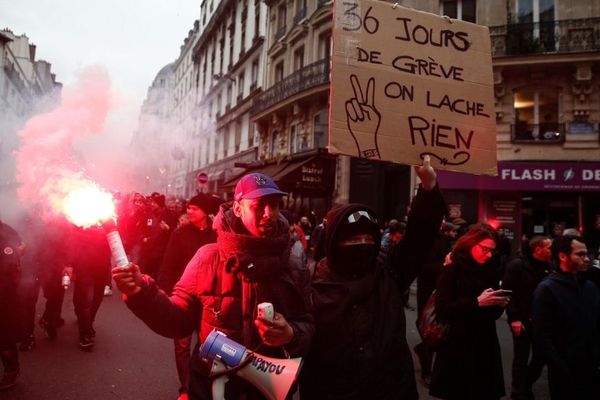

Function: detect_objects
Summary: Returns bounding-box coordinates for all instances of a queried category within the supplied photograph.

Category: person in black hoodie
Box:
[157,193,221,400]
[502,235,553,400]
[532,235,600,399]
[300,156,444,400]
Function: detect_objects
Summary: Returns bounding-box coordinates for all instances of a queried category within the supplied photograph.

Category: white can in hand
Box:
[257,302,274,322]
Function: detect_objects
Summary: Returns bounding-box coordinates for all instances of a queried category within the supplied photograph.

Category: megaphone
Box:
[199,330,303,400]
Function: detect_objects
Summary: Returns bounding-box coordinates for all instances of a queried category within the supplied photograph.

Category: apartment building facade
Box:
[0,29,61,198]
[178,0,269,198]
[429,0,600,252]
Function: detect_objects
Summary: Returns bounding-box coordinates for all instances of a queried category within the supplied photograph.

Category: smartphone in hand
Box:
[497,289,513,297]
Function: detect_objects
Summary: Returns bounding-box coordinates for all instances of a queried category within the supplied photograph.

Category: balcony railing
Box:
[294,7,307,24]
[275,25,286,41]
[490,18,600,56]
[511,123,566,143]
[252,58,330,116]
[318,0,330,8]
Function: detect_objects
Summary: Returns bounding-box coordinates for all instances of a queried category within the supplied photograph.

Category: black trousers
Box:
[510,328,544,399]
[20,269,64,337]
[73,272,105,339]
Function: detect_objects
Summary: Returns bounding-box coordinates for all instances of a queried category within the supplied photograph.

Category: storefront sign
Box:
[329,0,497,175]
[438,161,600,192]
[486,196,521,256]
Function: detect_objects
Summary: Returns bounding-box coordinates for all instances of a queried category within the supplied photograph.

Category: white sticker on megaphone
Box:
[257,302,274,322]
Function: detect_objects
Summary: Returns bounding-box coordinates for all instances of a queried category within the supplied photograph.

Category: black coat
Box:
[502,255,551,327]
[300,185,445,400]
[0,222,22,346]
[430,253,505,400]
[532,271,600,398]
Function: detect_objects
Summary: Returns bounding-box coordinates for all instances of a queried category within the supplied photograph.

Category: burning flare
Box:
[61,180,115,228]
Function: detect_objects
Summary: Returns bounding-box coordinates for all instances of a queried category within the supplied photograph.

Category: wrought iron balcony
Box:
[490,18,600,57]
[294,7,307,24]
[511,123,565,143]
[275,25,286,41]
[252,59,330,116]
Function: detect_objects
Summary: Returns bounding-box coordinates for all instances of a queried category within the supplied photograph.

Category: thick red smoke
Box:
[15,66,114,220]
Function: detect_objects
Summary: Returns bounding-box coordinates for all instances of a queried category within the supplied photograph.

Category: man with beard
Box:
[300,157,444,400]
[533,235,600,399]
[112,173,313,400]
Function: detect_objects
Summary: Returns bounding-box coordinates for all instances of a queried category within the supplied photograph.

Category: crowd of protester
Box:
[2,162,600,399]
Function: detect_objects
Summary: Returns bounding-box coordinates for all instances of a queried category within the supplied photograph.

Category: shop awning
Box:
[220,155,335,194]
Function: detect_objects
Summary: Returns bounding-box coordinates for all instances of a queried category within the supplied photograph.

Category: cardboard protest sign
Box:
[329,0,497,175]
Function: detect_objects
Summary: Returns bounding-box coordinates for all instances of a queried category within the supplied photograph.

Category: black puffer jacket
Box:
[125,204,314,400]
[300,185,444,400]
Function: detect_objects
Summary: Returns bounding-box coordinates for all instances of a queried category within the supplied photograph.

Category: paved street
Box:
[4,286,550,399]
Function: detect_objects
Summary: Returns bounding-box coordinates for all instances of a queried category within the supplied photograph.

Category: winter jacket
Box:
[125,204,314,400]
[157,224,217,294]
[532,271,600,398]
[300,185,444,400]
[502,255,551,327]
[430,253,505,400]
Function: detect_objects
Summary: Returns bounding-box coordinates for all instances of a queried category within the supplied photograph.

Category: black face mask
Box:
[331,244,378,278]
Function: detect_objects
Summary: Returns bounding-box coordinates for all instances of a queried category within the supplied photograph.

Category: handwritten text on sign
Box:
[329,1,497,175]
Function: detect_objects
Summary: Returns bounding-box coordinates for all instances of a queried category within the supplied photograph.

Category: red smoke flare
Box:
[15,66,114,225]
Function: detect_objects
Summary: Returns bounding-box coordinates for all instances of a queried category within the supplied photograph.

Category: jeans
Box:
[174,335,192,393]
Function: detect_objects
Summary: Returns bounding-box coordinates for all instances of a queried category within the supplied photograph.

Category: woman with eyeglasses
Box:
[429,223,509,400]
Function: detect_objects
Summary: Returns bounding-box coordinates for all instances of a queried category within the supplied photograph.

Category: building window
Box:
[271,130,280,157]
[289,123,299,153]
[274,61,284,83]
[241,2,247,53]
[440,0,476,23]
[313,111,328,149]
[254,0,260,40]
[514,0,556,51]
[227,83,232,106]
[235,119,242,153]
[248,123,255,147]
[277,3,286,30]
[318,33,332,60]
[293,47,304,71]
[251,59,259,89]
[210,47,216,78]
[513,87,562,142]
[238,70,245,99]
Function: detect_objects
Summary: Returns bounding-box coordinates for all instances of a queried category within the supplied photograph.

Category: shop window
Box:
[440,0,476,23]
[512,87,562,143]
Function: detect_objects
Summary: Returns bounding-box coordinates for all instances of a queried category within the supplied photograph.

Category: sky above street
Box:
[2,0,199,144]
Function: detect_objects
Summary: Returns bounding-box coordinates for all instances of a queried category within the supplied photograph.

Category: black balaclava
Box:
[325,204,381,277]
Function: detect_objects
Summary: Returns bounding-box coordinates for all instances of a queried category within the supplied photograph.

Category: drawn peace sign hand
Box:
[345,75,381,159]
